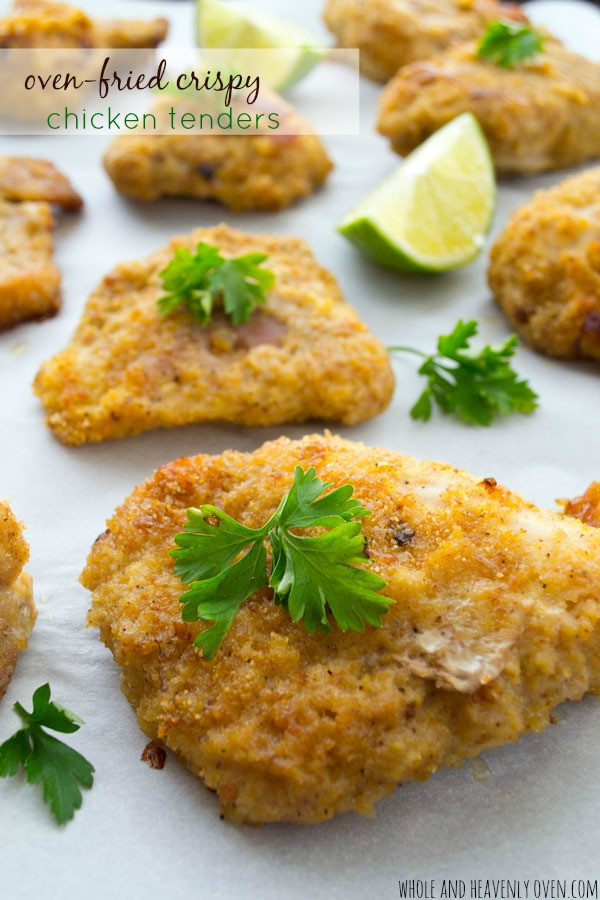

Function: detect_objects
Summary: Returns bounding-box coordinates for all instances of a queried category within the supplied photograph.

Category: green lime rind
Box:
[337,218,472,273]
[338,113,496,274]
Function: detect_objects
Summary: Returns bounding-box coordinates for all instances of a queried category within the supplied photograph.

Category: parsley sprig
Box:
[0,684,94,825]
[477,20,544,68]
[172,467,391,659]
[389,319,538,426]
[157,241,275,326]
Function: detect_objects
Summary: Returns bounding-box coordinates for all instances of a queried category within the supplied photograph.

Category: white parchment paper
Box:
[0,1,599,897]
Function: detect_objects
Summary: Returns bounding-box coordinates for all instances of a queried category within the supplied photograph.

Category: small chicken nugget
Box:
[488,167,600,360]
[34,224,394,445]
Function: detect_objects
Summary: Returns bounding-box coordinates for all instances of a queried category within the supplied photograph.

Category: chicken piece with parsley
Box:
[82,433,600,824]
[378,27,600,174]
[34,223,394,445]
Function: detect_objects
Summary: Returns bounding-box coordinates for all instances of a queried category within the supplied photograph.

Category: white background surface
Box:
[1,1,600,897]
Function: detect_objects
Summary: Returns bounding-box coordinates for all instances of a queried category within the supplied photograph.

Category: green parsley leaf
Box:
[157,242,275,326]
[171,466,391,659]
[180,538,268,659]
[0,684,94,825]
[388,319,539,426]
[477,20,544,68]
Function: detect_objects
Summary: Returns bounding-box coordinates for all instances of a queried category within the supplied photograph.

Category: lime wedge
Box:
[197,0,325,92]
[338,114,496,272]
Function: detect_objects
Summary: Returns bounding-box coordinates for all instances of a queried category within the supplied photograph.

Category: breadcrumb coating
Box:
[324,0,527,82]
[103,97,333,212]
[34,224,394,444]
[564,482,600,528]
[82,433,600,824]
[0,157,81,330]
[489,167,600,360]
[0,156,82,211]
[0,502,35,701]
[377,41,600,174]
[0,0,168,48]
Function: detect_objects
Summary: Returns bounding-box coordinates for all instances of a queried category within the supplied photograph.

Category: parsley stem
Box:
[387,346,428,358]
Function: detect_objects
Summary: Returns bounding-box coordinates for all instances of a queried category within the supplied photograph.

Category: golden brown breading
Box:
[82,433,600,824]
[0,156,81,330]
[0,502,35,701]
[0,0,168,48]
[91,16,168,49]
[377,41,600,174]
[564,483,600,528]
[0,155,82,211]
[324,0,527,83]
[488,167,600,360]
[103,97,333,212]
[34,225,394,445]
[0,200,60,330]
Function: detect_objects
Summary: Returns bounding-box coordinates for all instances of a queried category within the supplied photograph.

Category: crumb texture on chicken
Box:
[377,41,600,174]
[34,225,393,445]
[324,0,527,82]
[0,502,35,701]
[0,156,82,211]
[489,167,600,360]
[82,433,600,824]
[0,0,168,48]
[564,482,600,528]
[0,156,81,330]
[0,200,60,330]
[103,97,332,212]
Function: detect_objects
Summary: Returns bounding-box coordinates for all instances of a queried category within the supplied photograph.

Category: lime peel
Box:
[338,113,496,273]
[196,0,326,92]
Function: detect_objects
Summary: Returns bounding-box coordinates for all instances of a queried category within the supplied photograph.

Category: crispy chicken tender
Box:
[488,167,600,361]
[103,97,333,212]
[0,0,168,48]
[82,433,600,824]
[324,0,527,83]
[564,483,600,528]
[0,502,35,701]
[34,225,394,445]
[0,156,82,330]
[0,201,60,329]
[377,41,600,174]
[0,155,82,210]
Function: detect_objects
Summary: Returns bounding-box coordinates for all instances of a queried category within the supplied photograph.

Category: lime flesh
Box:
[339,114,496,273]
[196,0,325,92]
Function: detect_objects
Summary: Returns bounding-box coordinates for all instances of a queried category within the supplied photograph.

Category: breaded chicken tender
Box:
[103,97,332,212]
[82,433,600,824]
[0,502,35,701]
[0,0,168,48]
[489,167,600,361]
[563,483,600,528]
[34,225,394,445]
[377,41,600,174]
[0,155,82,210]
[324,0,527,83]
[0,201,60,329]
[0,156,82,330]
